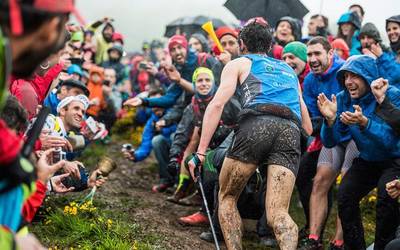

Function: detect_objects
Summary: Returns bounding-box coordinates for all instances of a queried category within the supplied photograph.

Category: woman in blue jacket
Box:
[318,55,400,249]
[337,12,361,56]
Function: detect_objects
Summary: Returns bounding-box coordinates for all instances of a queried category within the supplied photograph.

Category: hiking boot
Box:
[259,236,277,247]
[328,242,344,250]
[177,190,202,206]
[178,212,209,226]
[151,183,173,193]
[298,238,323,250]
[199,230,223,243]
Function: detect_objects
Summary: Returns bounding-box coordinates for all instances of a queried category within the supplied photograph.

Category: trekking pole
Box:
[195,167,221,250]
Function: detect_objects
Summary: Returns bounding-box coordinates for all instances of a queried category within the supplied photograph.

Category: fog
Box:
[75,0,400,51]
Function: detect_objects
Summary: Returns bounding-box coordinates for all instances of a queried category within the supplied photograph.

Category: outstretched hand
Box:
[123,97,143,107]
[164,65,181,83]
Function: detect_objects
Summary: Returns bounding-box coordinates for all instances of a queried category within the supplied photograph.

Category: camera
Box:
[121,144,135,159]
[61,163,89,192]
[138,62,148,70]
[53,147,66,164]
[122,143,135,153]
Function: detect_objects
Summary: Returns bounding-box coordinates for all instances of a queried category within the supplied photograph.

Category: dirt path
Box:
[96,141,218,250]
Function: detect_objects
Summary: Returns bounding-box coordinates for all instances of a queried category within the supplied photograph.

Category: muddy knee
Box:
[267,211,297,235]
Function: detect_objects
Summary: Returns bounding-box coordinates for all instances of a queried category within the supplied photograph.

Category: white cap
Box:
[56,94,90,114]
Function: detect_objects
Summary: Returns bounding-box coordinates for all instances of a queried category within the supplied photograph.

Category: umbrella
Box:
[164,15,226,38]
[224,0,309,27]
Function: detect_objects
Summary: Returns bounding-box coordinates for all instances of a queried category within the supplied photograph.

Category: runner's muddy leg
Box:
[218,157,257,250]
[266,164,298,250]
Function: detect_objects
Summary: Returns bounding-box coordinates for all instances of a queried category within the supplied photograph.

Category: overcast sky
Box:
[75,0,400,51]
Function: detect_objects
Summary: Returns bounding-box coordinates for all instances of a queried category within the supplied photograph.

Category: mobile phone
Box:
[139,62,148,70]
[85,117,98,134]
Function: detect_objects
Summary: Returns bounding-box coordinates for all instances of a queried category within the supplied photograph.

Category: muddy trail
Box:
[94,141,219,250]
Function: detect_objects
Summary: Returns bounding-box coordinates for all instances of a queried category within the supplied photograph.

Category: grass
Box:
[30,198,164,249]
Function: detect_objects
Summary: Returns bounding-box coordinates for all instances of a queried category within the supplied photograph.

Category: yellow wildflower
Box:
[63,206,70,214]
[71,207,78,215]
[132,240,138,250]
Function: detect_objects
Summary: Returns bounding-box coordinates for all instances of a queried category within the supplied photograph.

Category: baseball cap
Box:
[61,78,90,97]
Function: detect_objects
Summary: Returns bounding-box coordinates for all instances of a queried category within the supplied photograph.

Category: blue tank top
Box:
[238,54,301,121]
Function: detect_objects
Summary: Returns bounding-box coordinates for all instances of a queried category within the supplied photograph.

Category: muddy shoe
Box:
[166,179,194,204]
[259,236,277,247]
[151,183,173,193]
[328,242,344,250]
[298,238,323,250]
[199,230,223,243]
[166,188,189,203]
[178,212,209,226]
[177,190,202,206]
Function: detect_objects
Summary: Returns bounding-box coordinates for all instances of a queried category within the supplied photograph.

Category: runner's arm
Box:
[299,85,312,135]
[196,61,238,155]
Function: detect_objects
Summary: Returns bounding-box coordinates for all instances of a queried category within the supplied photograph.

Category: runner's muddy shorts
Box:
[226,114,301,176]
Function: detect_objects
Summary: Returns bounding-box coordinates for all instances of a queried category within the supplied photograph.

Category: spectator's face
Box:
[276,21,295,43]
[91,73,101,83]
[169,44,187,65]
[282,53,306,76]
[360,35,376,49]
[189,37,203,53]
[104,69,117,86]
[61,101,85,129]
[84,33,93,43]
[220,34,239,57]
[12,16,68,78]
[340,23,353,36]
[71,73,81,81]
[195,73,213,96]
[109,50,121,60]
[103,26,114,42]
[344,71,368,99]
[308,16,324,36]
[60,101,85,129]
[387,22,400,43]
[307,43,332,74]
[59,86,84,100]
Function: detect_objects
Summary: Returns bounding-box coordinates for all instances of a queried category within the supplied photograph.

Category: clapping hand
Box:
[317,93,337,126]
[340,105,368,128]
